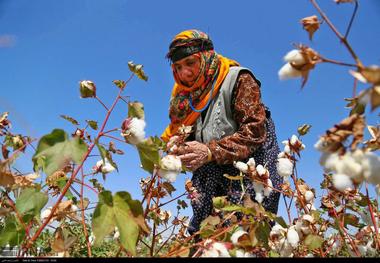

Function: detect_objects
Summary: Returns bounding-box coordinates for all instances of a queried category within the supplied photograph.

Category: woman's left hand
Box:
[172,141,210,171]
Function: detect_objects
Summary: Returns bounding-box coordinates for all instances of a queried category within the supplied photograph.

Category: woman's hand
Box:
[171,141,211,171]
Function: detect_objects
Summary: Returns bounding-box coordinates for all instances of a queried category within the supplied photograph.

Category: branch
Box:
[310,0,363,67]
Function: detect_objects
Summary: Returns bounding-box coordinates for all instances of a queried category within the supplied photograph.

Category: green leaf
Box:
[86,120,98,130]
[60,115,79,126]
[113,192,142,256]
[0,216,26,247]
[343,213,360,227]
[32,129,87,176]
[92,191,148,256]
[304,234,324,251]
[268,250,280,257]
[221,205,243,212]
[15,187,48,217]
[212,196,228,209]
[136,137,160,174]
[92,191,116,247]
[273,216,288,228]
[255,221,270,248]
[128,101,145,120]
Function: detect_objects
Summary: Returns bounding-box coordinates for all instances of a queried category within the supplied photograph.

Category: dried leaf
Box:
[223,173,244,181]
[360,66,380,85]
[0,171,15,188]
[128,61,148,81]
[113,80,126,90]
[370,85,380,111]
[51,227,77,252]
[364,125,380,151]
[14,173,39,188]
[161,181,176,197]
[321,114,365,152]
[300,15,321,40]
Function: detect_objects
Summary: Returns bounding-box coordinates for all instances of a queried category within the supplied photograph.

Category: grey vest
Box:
[194,66,253,143]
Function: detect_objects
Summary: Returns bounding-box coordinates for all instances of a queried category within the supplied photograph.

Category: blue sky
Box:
[1,0,380,222]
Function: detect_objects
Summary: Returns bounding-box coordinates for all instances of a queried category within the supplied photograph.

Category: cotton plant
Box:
[233,157,273,204]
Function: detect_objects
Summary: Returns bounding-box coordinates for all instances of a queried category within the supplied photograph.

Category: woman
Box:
[161,29,282,236]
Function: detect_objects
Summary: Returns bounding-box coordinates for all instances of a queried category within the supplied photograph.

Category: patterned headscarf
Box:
[161,29,239,142]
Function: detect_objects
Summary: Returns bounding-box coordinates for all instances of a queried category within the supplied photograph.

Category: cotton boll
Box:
[95,158,116,174]
[284,144,291,154]
[121,117,146,145]
[255,192,263,203]
[290,134,299,146]
[157,170,178,183]
[41,207,52,223]
[314,138,329,152]
[332,173,354,192]
[256,165,267,177]
[253,182,264,193]
[231,230,249,245]
[234,161,248,174]
[362,152,380,185]
[160,155,182,171]
[246,157,256,168]
[158,155,182,182]
[335,154,363,183]
[235,249,253,257]
[201,242,231,257]
[287,226,300,248]
[277,158,293,178]
[263,179,273,197]
[284,49,306,65]
[322,153,340,173]
[304,190,314,203]
[278,63,303,80]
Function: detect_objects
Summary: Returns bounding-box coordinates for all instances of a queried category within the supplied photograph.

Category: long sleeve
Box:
[207,71,267,165]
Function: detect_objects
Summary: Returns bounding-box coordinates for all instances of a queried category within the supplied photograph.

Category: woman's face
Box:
[173,54,201,87]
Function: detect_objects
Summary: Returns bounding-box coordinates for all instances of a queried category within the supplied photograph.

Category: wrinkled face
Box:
[173,54,201,87]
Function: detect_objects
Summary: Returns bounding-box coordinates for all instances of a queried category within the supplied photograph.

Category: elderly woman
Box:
[161,29,282,236]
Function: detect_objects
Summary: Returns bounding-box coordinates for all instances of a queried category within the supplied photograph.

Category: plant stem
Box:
[365,182,380,249]
[101,134,126,144]
[95,96,109,111]
[73,178,99,195]
[344,0,358,40]
[80,167,92,257]
[320,57,357,68]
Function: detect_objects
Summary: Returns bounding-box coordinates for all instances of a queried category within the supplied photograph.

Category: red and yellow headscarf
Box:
[161,29,239,142]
